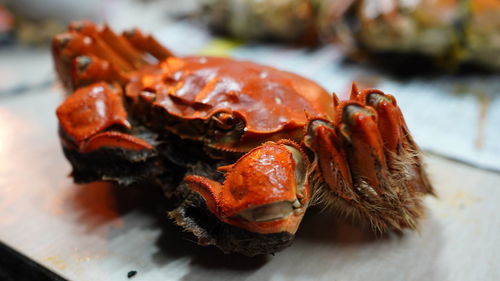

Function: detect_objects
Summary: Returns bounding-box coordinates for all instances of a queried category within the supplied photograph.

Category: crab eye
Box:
[212,112,235,130]
[237,201,294,222]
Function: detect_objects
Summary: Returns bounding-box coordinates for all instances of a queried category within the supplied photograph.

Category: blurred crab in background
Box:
[53,21,433,256]
[203,0,500,70]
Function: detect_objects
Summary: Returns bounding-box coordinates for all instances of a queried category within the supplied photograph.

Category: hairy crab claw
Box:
[304,84,433,231]
[185,140,310,235]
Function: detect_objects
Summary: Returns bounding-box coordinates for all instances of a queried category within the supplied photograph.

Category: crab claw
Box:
[56,82,129,142]
[56,82,152,152]
[305,86,433,232]
[185,140,310,235]
[52,21,175,92]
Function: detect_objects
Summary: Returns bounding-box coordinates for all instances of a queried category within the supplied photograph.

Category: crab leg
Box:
[54,22,161,153]
[68,21,149,70]
[67,21,173,67]
[305,83,433,231]
[123,28,174,61]
[53,30,132,77]
[53,21,174,92]
[354,87,433,195]
[68,55,128,90]
[52,31,132,91]
[338,101,390,195]
[304,118,354,201]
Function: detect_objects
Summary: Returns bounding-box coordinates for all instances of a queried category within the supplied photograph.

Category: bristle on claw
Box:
[306,83,433,232]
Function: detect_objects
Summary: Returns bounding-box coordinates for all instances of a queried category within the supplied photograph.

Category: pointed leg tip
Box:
[349,81,360,100]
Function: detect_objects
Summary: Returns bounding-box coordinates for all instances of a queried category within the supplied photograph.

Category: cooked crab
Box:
[53,21,433,256]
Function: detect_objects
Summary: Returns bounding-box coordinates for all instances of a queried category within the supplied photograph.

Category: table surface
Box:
[0,79,499,281]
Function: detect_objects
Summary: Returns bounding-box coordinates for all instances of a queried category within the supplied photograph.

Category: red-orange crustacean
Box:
[54,21,433,256]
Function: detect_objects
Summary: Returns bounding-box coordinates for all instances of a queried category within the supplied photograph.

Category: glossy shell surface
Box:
[127,56,333,139]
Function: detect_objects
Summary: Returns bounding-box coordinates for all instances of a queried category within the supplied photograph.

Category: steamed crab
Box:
[54,21,433,256]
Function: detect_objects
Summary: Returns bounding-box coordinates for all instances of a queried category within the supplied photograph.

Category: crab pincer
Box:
[185,140,310,235]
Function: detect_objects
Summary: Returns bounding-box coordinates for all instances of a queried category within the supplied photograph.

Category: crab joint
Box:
[76,56,92,72]
[212,112,235,130]
[53,33,72,49]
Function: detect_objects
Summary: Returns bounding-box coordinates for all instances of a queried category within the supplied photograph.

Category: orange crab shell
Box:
[125,56,334,152]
